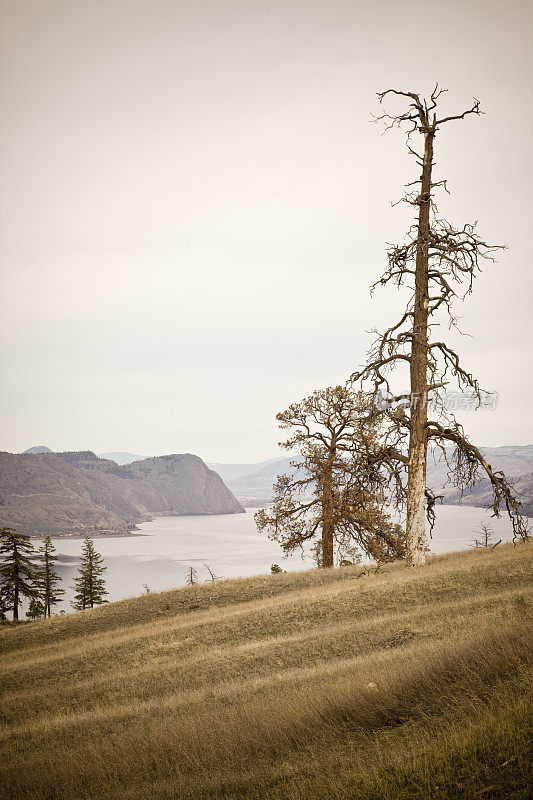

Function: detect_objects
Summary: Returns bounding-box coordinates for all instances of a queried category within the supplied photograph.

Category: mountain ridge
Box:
[0,451,244,537]
[10,445,533,522]
[97,451,148,465]
[219,446,533,514]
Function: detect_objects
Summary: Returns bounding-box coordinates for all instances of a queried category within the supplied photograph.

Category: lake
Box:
[38,505,526,615]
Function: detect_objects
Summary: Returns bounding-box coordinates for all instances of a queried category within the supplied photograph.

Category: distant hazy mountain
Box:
[22,447,147,464]
[0,451,244,536]
[209,457,294,502]
[219,445,533,515]
[22,446,53,455]
[98,451,148,466]
[206,457,287,484]
[228,458,293,497]
[427,445,533,491]
[443,472,533,517]
[428,445,533,517]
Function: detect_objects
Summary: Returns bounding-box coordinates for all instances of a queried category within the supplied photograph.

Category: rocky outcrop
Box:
[0,451,244,537]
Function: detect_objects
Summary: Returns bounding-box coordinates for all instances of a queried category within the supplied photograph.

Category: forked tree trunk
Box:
[405,128,434,566]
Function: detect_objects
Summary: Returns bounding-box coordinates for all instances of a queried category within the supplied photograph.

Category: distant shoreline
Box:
[29,529,146,540]
[28,509,250,539]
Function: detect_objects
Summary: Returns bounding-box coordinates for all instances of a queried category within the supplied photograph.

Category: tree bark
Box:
[405,128,434,566]
[13,575,19,622]
[45,557,50,617]
[321,452,335,568]
[321,518,334,568]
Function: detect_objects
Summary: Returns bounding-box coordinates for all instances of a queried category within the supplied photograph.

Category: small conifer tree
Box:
[72,536,108,610]
[36,536,64,617]
[27,598,46,620]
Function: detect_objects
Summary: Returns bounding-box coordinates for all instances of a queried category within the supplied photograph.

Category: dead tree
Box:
[203,563,222,582]
[351,86,527,566]
[185,566,198,586]
[471,523,501,550]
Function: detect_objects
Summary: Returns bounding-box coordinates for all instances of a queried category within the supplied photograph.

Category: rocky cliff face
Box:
[0,451,244,536]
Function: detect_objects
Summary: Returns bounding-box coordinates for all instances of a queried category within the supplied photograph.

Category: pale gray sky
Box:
[1,0,532,461]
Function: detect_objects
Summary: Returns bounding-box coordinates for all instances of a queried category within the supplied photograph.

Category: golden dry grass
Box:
[1,542,531,799]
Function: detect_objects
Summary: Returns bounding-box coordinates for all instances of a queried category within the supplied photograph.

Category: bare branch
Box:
[437,98,481,126]
[426,420,528,542]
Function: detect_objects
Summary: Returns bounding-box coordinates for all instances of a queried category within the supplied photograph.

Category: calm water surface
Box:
[40,505,526,614]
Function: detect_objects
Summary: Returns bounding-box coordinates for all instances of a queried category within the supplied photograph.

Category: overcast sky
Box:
[1,0,532,462]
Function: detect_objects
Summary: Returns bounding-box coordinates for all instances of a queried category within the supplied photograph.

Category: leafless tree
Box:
[185,566,198,586]
[471,523,501,550]
[203,563,222,581]
[351,86,527,566]
[255,386,405,568]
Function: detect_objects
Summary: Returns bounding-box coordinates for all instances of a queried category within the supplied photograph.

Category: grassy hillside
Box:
[1,543,531,800]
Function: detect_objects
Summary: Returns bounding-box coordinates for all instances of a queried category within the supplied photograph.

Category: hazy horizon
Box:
[11,443,533,466]
[2,0,532,461]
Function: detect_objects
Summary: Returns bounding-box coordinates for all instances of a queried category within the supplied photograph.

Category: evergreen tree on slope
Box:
[72,536,108,611]
[0,527,38,621]
[36,536,64,618]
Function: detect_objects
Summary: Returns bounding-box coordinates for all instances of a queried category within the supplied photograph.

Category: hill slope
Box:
[1,543,531,800]
[0,451,244,536]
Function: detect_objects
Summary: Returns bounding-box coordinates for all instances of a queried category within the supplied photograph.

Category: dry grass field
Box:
[1,542,531,800]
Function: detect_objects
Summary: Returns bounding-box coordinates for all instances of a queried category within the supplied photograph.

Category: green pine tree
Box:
[0,584,13,621]
[0,527,39,621]
[36,536,64,617]
[72,536,108,610]
[26,597,45,620]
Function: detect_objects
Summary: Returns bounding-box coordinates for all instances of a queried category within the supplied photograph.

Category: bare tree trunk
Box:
[321,517,334,568]
[406,129,434,566]
[45,559,50,617]
[13,581,19,622]
[321,454,335,568]
[352,88,527,561]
